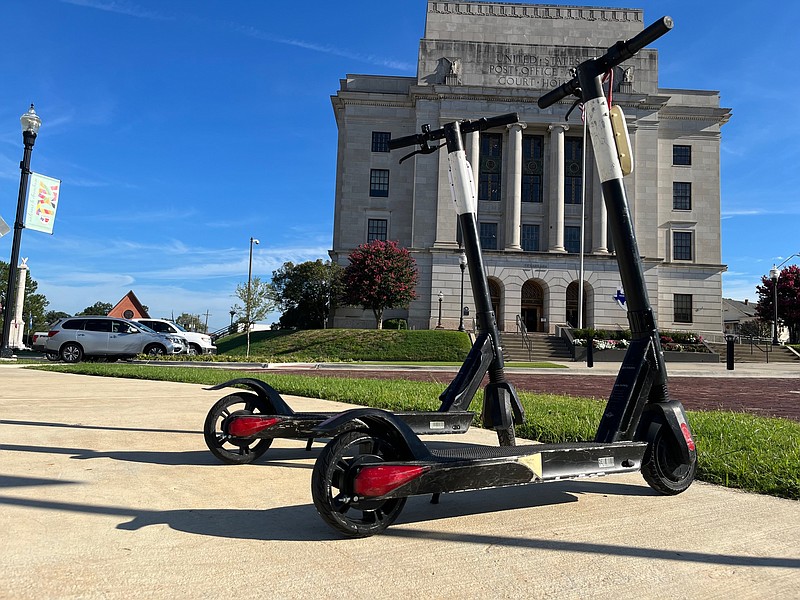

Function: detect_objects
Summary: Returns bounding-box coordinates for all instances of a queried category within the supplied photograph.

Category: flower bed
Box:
[569,328,718,362]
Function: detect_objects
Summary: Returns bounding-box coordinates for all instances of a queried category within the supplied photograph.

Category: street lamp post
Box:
[246,237,260,356]
[458,252,467,332]
[229,309,236,327]
[436,290,444,329]
[770,264,780,345]
[1,105,41,358]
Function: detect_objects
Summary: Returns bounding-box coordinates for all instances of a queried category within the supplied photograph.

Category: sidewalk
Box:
[1,367,798,599]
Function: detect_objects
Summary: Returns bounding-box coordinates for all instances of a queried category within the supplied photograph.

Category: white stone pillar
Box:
[504,122,526,250]
[11,259,29,349]
[548,123,568,252]
[591,167,608,253]
[465,130,480,173]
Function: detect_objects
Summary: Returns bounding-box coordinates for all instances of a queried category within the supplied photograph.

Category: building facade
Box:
[330,1,731,334]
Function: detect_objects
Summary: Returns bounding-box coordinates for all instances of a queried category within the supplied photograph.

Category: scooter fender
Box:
[204,378,294,416]
[312,408,432,460]
[638,400,697,464]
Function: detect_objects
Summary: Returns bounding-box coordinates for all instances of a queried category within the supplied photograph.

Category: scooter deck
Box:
[358,440,648,500]
[229,410,475,439]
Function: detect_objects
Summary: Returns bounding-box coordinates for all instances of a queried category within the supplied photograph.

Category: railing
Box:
[515,315,533,361]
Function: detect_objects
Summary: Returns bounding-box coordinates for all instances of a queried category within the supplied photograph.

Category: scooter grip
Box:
[388,133,423,150]
[537,79,580,109]
[624,16,673,56]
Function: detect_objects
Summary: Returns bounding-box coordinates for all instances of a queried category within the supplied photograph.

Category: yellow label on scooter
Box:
[610,105,633,176]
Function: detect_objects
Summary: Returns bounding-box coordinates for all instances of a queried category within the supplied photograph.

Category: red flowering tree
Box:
[755,264,800,343]
[342,240,418,329]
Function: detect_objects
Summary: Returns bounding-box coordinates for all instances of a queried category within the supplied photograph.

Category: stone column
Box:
[548,123,568,252]
[504,122,526,250]
[465,130,480,174]
[591,167,608,253]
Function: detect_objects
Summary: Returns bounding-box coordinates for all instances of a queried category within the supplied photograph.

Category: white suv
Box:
[134,319,217,355]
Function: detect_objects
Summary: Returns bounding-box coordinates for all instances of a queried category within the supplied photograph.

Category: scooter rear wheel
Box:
[641,425,696,495]
[203,392,273,464]
[312,430,407,538]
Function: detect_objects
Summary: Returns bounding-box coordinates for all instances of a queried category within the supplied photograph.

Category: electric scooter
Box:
[309,16,698,537]
[203,378,475,464]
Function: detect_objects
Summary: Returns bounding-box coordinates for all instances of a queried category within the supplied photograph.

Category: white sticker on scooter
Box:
[429,421,445,430]
[585,97,623,183]
[598,456,615,469]
[447,150,477,215]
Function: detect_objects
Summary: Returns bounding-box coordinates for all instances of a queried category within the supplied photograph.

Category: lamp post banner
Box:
[24,172,61,234]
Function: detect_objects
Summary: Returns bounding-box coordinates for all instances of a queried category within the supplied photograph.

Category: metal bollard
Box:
[587,335,594,368]
[725,335,735,371]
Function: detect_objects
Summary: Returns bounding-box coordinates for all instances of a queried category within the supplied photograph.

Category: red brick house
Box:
[108,291,150,320]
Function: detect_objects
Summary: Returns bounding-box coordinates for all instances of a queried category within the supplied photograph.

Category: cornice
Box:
[427,2,642,24]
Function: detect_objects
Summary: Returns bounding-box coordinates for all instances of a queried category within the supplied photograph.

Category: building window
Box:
[673,182,692,210]
[479,222,498,250]
[369,169,389,197]
[372,131,391,153]
[673,231,693,261]
[367,218,387,242]
[479,133,502,201]
[673,145,691,166]
[564,137,583,204]
[674,294,693,323]
[565,225,581,253]
[521,224,540,252]
[522,135,543,203]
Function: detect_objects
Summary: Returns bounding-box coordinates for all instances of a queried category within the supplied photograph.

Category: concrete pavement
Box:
[1,366,798,599]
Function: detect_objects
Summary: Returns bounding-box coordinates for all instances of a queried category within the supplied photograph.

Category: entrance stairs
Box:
[500,331,573,363]
[704,340,799,364]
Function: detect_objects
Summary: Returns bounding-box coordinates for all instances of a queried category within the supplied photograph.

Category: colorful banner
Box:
[24,172,61,234]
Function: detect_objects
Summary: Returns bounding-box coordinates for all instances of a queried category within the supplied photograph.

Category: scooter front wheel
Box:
[312,430,407,538]
[641,426,696,495]
[203,392,274,464]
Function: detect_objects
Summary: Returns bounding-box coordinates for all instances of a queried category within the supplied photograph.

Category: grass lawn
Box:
[32,362,800,501]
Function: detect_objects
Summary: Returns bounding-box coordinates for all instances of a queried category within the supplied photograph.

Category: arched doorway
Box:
[566,281,588,328]
[521,280,544,332]
[488,278,503,331]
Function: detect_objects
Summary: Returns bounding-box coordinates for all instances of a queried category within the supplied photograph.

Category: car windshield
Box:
[172,322,188,332]
[136,323,158,334]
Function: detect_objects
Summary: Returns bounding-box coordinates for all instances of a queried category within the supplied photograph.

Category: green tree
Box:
[342,240,418,329]
[231,276,277,355]
[176,313,205,333]
[80,301,113,316]
[739,318,770,339]
[0,260,50,338]
[271,259,343,329]
[755,265,800,343]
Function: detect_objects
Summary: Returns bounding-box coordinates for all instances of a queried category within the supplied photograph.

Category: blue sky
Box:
[1,1,798,331]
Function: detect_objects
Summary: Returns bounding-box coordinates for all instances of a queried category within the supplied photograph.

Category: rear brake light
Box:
[228,416,281,437]
[353,465,429,497]
[680,423,696,452]
[47,331,59,337]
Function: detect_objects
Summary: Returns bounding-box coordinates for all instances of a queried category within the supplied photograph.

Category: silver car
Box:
[44,316,178,363]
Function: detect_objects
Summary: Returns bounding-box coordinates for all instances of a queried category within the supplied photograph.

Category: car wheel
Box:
[144,344,166,357]
[60,343,83,363]
[45,352,60,362]
[187,344,200,356]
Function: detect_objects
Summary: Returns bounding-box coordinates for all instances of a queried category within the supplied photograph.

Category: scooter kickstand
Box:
[430,493,441,504]
[305,438,315,451]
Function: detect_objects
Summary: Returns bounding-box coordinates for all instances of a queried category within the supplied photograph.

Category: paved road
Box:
[1,366,799,599]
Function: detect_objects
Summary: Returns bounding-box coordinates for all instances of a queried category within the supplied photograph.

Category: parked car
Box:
[32,331,50,352]
[44,316,180,363]
[133,318,217,355]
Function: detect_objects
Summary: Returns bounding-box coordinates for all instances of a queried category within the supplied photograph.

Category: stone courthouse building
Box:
[330,1,731,333]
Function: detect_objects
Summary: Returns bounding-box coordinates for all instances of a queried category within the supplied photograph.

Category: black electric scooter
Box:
[202,377,476,464]
[309,16,697,537]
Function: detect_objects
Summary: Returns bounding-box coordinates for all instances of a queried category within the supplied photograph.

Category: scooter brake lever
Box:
[399,142,445,164]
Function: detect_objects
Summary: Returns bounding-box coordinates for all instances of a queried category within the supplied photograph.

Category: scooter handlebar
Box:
[537,16,673,109]
[389,113,520,152]
[388,133,425,150]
